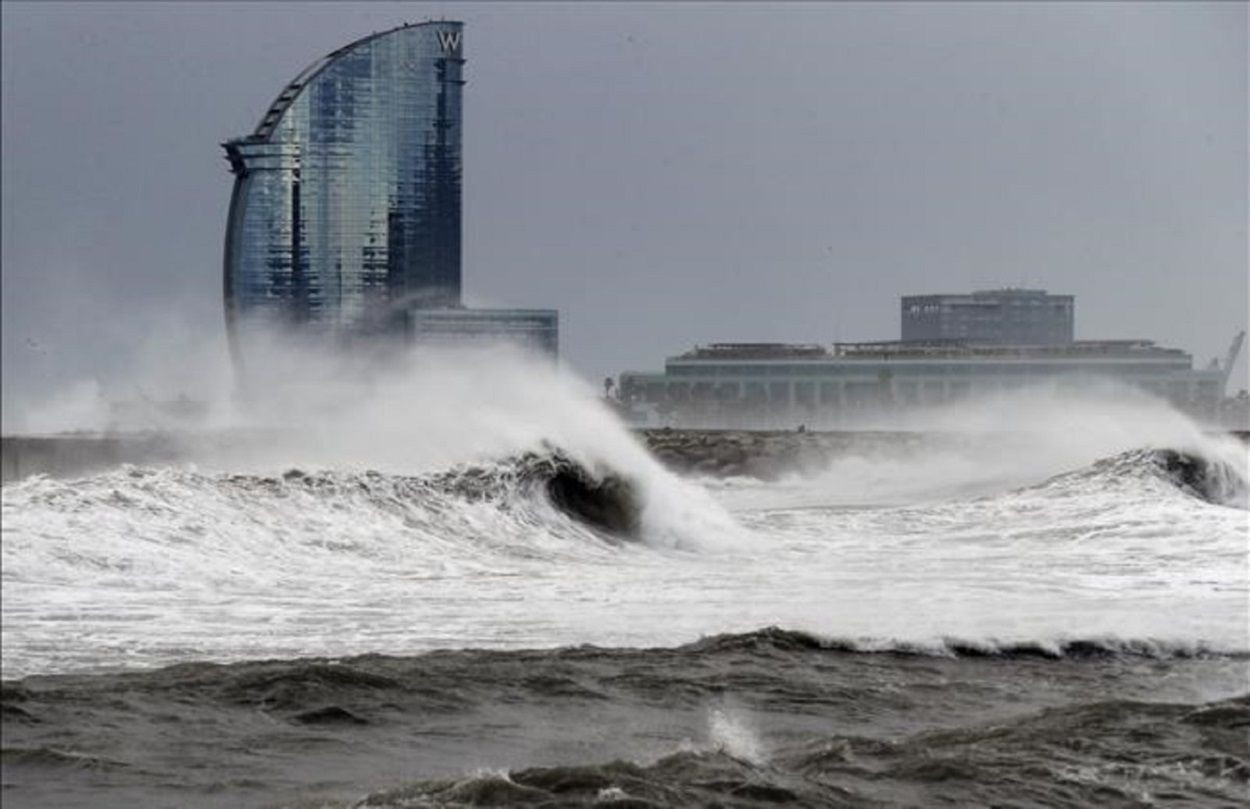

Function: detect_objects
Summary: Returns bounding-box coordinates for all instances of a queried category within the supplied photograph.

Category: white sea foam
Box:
[707,706,766,764]
[702,385,1247,509]
[2,343,1247,678]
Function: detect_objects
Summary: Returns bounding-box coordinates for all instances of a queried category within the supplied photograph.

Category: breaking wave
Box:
[6,348,1248,806]
[1027,446,1249,509]
[1117,447,1247,508]
[3,444,727,564]
[429,448,643,538]
[3,430,1247,678]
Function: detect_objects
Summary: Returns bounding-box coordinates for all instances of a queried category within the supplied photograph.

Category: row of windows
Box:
[903,301,1073,314]
[664,362,1190,377]
[631,377,1209,407]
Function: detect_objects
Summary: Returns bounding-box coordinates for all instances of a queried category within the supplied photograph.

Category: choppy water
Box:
[3,436,1246,677]
[2,414,1248,807]
[4,629,1248,808]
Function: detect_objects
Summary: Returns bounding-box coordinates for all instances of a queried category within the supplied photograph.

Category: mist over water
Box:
[2,340,1247,681]
[3,340,1249,808]
[4,4,1246,801]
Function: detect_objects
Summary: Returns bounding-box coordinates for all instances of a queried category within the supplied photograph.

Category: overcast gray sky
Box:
[2,1,1246,427]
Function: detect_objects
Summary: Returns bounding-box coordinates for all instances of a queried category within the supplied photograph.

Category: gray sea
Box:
[2,414,1247,807]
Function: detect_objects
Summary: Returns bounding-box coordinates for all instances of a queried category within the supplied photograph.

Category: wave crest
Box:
[681,628,1247,660]
[1027,445,1249,509]
[430,449,641,538]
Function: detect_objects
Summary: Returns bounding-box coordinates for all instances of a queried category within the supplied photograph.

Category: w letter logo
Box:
[437,30,462,53]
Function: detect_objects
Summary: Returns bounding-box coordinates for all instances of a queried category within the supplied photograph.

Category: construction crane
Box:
[1220,330,1245,394]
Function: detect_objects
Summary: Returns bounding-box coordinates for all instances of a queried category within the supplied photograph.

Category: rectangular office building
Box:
[902,289,1074,345]
[409,308,559,358]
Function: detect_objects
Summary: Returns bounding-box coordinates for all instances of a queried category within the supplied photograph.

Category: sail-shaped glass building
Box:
[223,21,557,359]
[223,22,466,340]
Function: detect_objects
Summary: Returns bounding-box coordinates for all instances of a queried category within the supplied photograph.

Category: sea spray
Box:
[5,436,1247,678]
[707,706,767,765]
[2,340,1246,678]
[698,386,1249,510]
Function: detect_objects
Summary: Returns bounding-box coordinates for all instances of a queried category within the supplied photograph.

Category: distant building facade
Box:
[619,341,1224,427]
[223,22,557,357]
[618,291,1224,426]
[410,308,559,358]
[902,289,1074,345]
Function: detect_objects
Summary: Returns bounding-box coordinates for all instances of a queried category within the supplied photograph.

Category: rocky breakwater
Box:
[638,429,934,480]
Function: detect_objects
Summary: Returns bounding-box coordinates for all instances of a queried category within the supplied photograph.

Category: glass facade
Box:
[410,309,559,358]
[901,289,1075,345]
[223,22,465,342]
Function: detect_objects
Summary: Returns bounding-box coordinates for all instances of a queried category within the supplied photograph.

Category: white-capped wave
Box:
[3,345,1246,679]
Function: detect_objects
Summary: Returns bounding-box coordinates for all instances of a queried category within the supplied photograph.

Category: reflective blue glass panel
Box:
[224,22,464,341]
